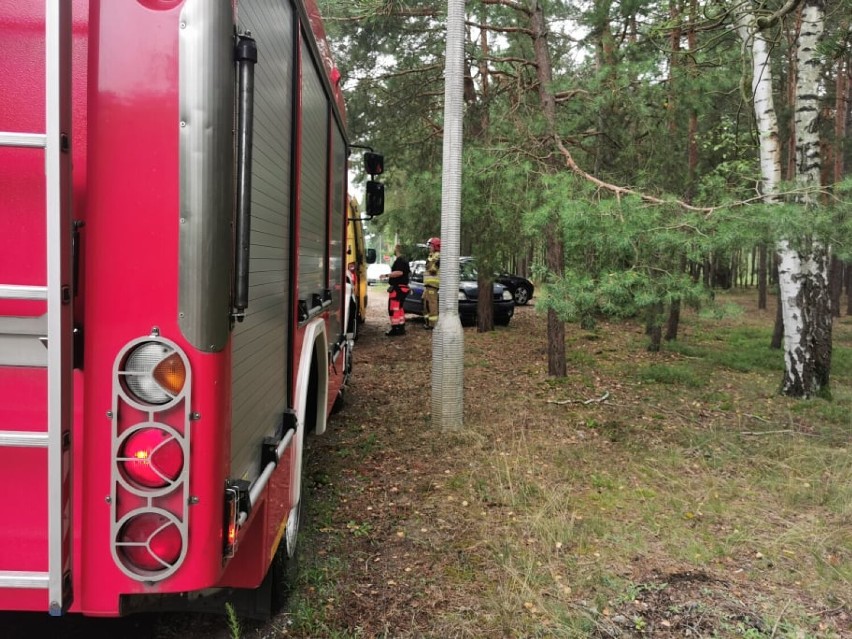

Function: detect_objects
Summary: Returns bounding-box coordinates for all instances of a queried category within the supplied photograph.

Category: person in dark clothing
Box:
[386,244,410,336]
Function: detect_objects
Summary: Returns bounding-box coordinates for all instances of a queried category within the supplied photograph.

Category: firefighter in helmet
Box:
[423,237,440,329]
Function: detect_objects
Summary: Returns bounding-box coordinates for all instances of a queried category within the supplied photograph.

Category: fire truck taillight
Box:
[111,336,191,581]
[118,512,183,573]
[153,352,187,395]
[119,427,184,488]
[223,485,240,558]
[122,342,187,405]
[222,479,251,558]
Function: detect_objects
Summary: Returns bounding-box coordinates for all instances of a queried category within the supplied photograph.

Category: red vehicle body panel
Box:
[0,0,351,616]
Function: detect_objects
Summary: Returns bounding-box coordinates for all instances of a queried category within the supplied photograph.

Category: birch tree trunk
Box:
[739,0,831,397]
[736,2,804,380]
[734,6,782,200]
[783,0,831,397]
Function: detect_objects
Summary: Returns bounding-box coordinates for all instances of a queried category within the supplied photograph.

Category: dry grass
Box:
[284,288,852,639]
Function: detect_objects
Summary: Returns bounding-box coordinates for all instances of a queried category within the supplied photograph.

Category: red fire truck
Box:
[0,0,378,618]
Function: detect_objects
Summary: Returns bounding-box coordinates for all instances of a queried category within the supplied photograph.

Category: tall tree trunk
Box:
[833,51,848,184]
[647,302,663,352]
[738,0,830,397]
[835,53,849,316]
[685,0,699,202]
[666,255,686,341]
[476,273,494,332]
[479,12,490,138]
[772,270,784,349]
[592,0,615,175]
[665,300,681,341]
[785,8,803,181]
[846,263,852,315]
[730,251,739,289]
[663,0,683,342]
[736,5,785,352]
[781,0,831,397]
[750,246,756,287]
[758,243,768,309]
[830,256,843,318]
[529,0,566,376]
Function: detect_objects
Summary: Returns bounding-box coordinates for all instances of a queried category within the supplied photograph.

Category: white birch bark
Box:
[735,1,828,397]
[735,3,796,368]
[734,7,782,200]
[795,1,824,191]
[786,0,831,397]
[736,0,830,397]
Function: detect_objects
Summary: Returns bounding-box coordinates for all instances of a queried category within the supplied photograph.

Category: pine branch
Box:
[379,64,443,80]
[480,55,538,68]
[464,20,534,36]
[756,0,802,30]
[550,134,714,213]
[479,0,532,15]
[550,131,834,215]
[553,89,590,103]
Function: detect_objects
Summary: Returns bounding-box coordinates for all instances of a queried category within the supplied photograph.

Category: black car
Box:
[446,257,534,306]
[495,270,534,306]
[403,258,515,325]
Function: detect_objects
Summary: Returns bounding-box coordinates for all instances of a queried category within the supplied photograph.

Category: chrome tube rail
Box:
[237,428,296,527]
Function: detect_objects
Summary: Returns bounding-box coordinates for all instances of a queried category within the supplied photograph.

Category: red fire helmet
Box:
[427,237,441,251]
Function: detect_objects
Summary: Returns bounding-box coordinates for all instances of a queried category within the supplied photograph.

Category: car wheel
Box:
[513,286,530,305]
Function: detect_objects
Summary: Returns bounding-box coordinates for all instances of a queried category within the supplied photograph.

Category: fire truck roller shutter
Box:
[297,38,329,318]
[230,0,295,488]
[177,0,235,352]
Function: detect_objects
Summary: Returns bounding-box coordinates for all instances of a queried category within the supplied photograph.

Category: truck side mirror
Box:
[366,248,377,264]
[364,152,384,176]
[365,181,384,216]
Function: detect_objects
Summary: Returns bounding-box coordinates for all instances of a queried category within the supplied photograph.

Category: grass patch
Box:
[708,328,783,372]
[636,363,704,387]
[565,348,597,368]
[296,289,852,639]
[668,325,783,373]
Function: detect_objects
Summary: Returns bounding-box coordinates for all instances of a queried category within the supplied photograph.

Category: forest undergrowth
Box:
[279,287,851,639]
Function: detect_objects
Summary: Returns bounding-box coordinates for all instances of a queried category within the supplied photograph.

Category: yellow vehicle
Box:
[346,196,376,327]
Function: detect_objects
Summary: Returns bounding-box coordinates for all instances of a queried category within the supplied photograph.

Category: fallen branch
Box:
[815,600,848,616]
[547,391,610,406]
[744,413,770,422]
[739,429,806,436]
